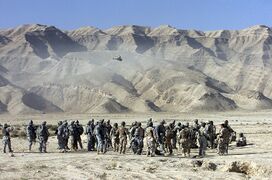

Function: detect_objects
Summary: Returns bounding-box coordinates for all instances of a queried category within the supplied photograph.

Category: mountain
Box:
[0,24,272,114]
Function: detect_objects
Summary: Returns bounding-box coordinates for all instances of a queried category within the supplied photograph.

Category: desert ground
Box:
[0,111,272,180]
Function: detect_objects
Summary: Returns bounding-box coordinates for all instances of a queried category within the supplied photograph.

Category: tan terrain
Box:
[0,111,272,179]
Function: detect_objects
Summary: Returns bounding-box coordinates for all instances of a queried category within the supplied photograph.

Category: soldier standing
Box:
[110,123,119,152]
[146,128,156,157]
[178,124,191,157]
[172,122,182,149]
[155,120,166,154]
[118,121,129,154]
[75,120,84,150]
[217,123,230,155]
[26,120,36,151]
[94,120,105,154]
[206,121,216,149]
[2,123,13,153]
[55,121,63,149]
[69,121,78,150]
[86,120,95,151]
[196,122,208,158]
[165,126,174,155]
[58,121,69,152]
[37,121,49,153]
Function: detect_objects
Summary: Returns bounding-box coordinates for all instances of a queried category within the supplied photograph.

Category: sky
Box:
[0,0,272,31]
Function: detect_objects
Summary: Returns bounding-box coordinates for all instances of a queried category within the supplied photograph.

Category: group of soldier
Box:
[1,118,247,157]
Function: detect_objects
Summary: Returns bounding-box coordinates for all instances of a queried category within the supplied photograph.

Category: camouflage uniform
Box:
[197,124,208,157]
[236,133,247,147]
[145,127,156,157]
[75,120,84,150]
[131,123,144,155]
[58,121,69,152]
[55,121,63,149]
[155,120,166,154]
[178,126,191,157]
[2,124,13,153]
[26,120,36,151]
[110,123,119,152]
[85,120,95,151]
[38,121,50,153]
[165,126,173,155]
[118,122,129,154]
[217,124,230,155]
[94,121,105,154]
[172,123,182,149]
[69,121,78,150]
[206,121,216,149]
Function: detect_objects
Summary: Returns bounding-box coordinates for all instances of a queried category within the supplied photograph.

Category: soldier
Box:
[94,120,105,154]
[217,123,230,155]
[224,120,234,154]
[106,120,113,148]
[57,121,69,152]
[172,122,182,149]
[69,121,78,150]
[190,120,200,148]
[118,121,129,154]
[63,121,70,150]
[2,123,13,153]
[86,120,95,151]
[178,124,191,157]
[55,121,63,149]
[110,123,119,152]
[145,128,156,157]
[146,118,153,127]
[37,121,49,153]
[129,121,137,139]
[193,119,200,130]
[165,126,174,155]
[26,120,36,151]
[236,133,247,147]
[131,122,144,154]
[102,121,109,153]
[75,120,84,150]
[155,120,166,154]
[196,122,208,157]
[206,121,216,149]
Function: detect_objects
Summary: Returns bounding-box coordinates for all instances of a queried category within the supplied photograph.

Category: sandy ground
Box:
[1,111,272,179]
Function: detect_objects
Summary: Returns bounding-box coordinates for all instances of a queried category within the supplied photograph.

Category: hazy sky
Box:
[0,0,271,31]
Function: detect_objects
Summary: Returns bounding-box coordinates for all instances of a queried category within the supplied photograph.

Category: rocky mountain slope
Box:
[0,24,272,114]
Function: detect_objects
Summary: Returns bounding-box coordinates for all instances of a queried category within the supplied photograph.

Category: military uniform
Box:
[165,126,173,155]
[217,125,230,155]
[58,122,69,152]
[94,122,105,154]
[206,121,216,149]
[2,124,13,153]
[236,133,247,147]
[86,120,95,151]
[118,122,128,154]
[131,125,144,155]
[179,127,191,157]
[197,126,208,157]
[38,122,49,153]
[110,124,119,152]
[26,120,36,151]
[155,121,166,154]
[69,122,78,150]
[146,128,156,157]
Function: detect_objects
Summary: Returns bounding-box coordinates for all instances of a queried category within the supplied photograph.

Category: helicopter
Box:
[112,55,122,61]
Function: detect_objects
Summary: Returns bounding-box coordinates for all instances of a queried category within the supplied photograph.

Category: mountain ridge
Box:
[0,24,272,114]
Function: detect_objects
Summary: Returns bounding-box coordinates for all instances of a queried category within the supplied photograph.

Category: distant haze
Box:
[1,24,272,114]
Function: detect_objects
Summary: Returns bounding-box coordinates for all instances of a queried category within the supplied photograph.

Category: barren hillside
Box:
[0,24,272,114]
